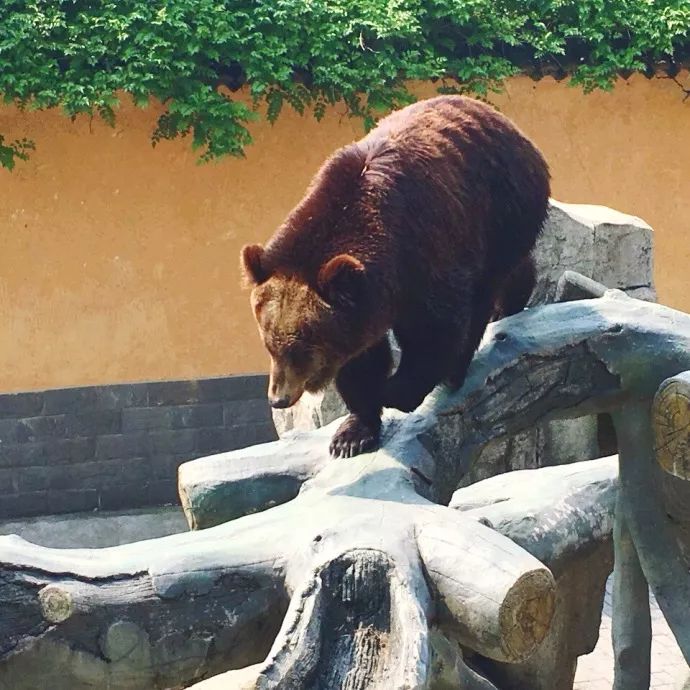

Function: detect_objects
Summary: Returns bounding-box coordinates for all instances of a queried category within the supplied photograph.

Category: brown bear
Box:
[241,95,550,458]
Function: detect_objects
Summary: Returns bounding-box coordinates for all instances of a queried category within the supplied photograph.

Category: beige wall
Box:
[0,73,688,393]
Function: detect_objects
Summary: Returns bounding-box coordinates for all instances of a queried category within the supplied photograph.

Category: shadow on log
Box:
[2,288,690,688]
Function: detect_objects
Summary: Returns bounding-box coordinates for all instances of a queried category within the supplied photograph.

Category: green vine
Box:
[0,135,35,170]
[1,0,689,169]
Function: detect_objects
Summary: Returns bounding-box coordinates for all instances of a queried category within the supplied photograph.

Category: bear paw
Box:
[330,414,381,459]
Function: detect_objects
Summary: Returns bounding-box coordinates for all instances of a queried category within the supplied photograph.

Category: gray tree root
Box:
[613,402,690,659]
[3,287,690,689]
[0,522,287,689]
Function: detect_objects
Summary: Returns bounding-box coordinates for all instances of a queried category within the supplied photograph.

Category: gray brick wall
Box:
[0,375,276,519]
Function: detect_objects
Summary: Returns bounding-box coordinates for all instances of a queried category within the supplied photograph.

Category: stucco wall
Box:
[0,73,688,393]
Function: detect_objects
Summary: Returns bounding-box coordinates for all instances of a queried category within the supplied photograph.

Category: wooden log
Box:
[613,402,690,664]
[612,494,651,690]
[555,269,608,302]
[1,458,554,688]
[417,519,555,663]
[178,430,330,529]
[254,548,431,689]
[450,455,618,573]
[653,371,690,481]
[0,524,288,689]
[452,456,618,690]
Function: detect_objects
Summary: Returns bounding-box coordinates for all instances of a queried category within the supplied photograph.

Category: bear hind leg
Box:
[331,337,392,459]
[448,256,536,392]
[492,254,537,321]
[447,293,496,392]
[384,327,457,413]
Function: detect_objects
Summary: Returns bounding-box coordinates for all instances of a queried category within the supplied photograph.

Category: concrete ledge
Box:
[0,506,188,548]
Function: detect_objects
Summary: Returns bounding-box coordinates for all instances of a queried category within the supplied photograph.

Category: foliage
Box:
[1,0,689,169]
[0,134,34,170]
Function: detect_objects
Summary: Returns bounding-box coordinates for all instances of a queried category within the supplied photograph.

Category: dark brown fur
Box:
[242,95,550,458]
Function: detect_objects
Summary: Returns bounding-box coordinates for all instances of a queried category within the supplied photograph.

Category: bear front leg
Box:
[331,338,392,459]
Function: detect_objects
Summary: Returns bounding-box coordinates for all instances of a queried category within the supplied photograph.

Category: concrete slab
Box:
[0,505,188,548]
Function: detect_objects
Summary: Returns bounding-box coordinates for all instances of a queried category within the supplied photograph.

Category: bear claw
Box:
[330,414,381,458]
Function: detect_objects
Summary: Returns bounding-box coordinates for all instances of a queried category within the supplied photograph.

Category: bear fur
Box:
[242,95,550,458]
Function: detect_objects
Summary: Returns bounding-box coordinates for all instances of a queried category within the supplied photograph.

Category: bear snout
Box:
[269,395,294,409]
[268,367,304,408]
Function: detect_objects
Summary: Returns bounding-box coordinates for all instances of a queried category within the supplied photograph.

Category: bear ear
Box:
[240,244,268,287]
[317,254,365,308]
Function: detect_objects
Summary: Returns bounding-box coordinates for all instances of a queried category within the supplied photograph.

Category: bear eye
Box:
[288,343,310,367]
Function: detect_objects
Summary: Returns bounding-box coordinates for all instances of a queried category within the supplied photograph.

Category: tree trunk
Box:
[611,492,651,690]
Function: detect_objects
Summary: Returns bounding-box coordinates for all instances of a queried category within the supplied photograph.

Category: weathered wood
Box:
[256,548,429,689]
[417,521,555,662]
[450,455,618,573]
[555,269,609,302]
[653,371,690,480]
[452,456,618,690]
[0,525,288,689]
[612,493,651,690]
[613,402,690,663]
[5,288,690,689]
[178,432,330,529]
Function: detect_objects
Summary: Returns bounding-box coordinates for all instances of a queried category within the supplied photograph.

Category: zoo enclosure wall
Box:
[0,72,688,394]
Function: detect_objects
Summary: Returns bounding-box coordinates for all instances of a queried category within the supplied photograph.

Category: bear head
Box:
[241,243,373,409]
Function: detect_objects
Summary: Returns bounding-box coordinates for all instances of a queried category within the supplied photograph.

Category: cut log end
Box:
[38,585,74,624]
[653,374,690,481]
[417,520,556,663]
[499,569,556,661]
